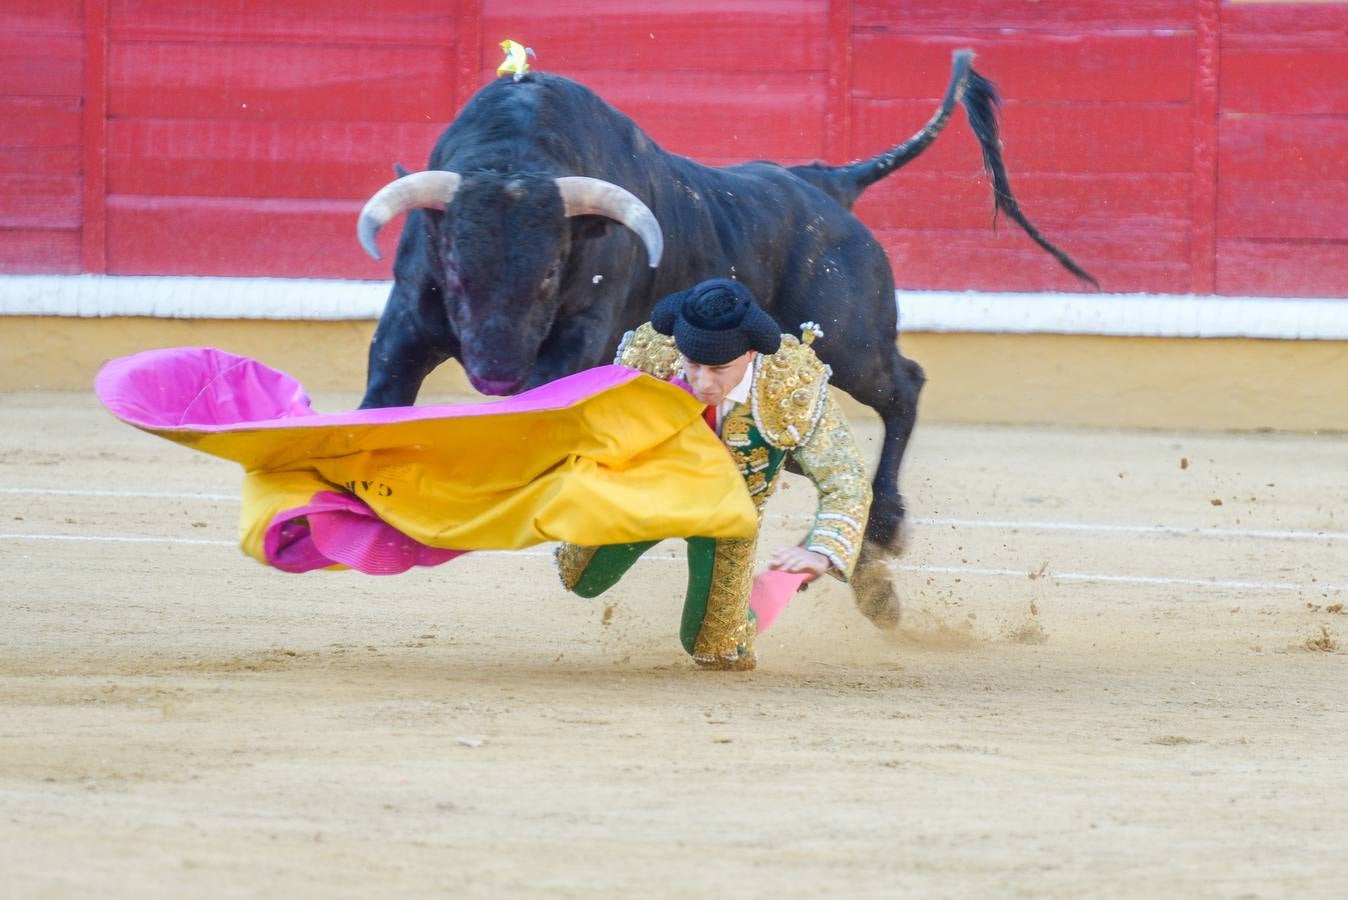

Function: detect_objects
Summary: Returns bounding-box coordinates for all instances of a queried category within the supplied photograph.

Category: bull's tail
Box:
[841,50,977,196]
[810,49,1098,289]
[958,66,1099,288]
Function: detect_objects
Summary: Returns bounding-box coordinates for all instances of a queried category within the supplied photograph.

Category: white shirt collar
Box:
[724,360,755,407]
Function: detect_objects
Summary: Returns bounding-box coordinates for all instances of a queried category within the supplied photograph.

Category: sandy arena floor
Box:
[1,389,1346,898]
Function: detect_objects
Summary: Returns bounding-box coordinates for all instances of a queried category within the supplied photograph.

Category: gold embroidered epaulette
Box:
[750,322,832,450]
[614,322,681,380]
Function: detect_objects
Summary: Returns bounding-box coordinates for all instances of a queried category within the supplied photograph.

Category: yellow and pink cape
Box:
[95,348,758,574]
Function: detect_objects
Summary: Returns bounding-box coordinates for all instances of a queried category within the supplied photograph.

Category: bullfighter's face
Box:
[681,351,756,408]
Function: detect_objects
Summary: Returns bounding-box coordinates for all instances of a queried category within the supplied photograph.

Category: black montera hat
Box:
[649,278,781,365]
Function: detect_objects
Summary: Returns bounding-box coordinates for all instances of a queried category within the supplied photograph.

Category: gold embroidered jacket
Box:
[615,322,872,580]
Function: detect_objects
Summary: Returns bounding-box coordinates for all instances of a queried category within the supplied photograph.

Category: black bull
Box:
[356,50,1095,562]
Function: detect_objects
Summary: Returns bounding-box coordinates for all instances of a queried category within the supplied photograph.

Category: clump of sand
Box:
[1004,600,1049,645]
[889,607,978,650]
[1304,625,1340,653]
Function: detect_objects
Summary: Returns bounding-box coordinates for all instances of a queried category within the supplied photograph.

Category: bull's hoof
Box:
[865,493,911,556]
[852,540,901,630]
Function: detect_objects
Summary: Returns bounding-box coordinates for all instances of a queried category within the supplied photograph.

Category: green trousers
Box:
[555,535,758,668]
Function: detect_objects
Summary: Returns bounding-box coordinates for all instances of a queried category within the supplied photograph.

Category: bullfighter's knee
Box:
[554,543,602,596]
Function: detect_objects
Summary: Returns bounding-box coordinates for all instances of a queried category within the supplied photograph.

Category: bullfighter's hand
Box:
[768,546,830,579]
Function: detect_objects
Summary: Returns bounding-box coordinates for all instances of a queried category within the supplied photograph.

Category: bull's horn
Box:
[555,176,663,268]
[357,171,463,260]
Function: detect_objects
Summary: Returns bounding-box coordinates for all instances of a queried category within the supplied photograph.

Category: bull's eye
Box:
[542,263,560,284]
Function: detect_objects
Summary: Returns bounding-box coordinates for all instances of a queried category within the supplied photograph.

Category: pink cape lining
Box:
[265,491,465,575]
[94,346,642,433]
[95,347,805,631]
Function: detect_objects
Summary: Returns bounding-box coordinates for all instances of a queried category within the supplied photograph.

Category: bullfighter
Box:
[556,279,895,670]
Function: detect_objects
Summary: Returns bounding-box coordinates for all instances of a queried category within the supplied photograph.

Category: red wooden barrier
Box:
[1218,1,1348,298]
[2,0,1346,299]
[1,2,83,273]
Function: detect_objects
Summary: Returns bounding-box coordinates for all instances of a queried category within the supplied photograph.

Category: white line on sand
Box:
[2,533,234,546]
[5,487,1346,543]
[909,516,1348,543]
[4,532,1343,594]
[1,488,239,501]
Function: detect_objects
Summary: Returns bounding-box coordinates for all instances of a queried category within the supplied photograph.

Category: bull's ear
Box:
[568,215,612,242]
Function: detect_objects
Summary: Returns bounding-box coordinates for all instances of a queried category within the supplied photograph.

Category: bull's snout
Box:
[459,314,538,395]
[468,373,526,395]
[458,315,541,396]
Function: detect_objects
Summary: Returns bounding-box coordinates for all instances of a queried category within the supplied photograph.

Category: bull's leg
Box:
[832,346,925,630]
[866,350,926,552]
[359,285,455,409]
[831,344,924,553]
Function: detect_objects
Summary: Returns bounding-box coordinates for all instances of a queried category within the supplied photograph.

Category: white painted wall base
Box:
[4,274,1348,340]
[1,275,385,321]
[898,290,1348,340]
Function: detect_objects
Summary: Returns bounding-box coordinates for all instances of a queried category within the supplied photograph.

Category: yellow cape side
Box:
[144,374,758,565]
